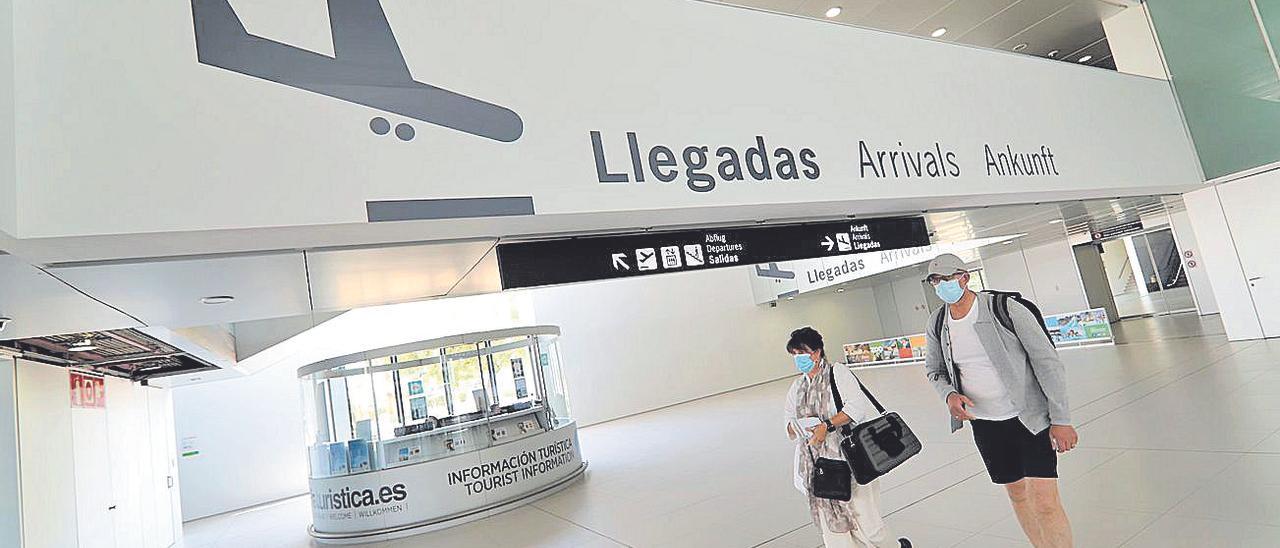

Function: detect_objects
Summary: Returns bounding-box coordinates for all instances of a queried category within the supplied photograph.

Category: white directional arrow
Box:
[821,236,835,251]
[611,253,630,270]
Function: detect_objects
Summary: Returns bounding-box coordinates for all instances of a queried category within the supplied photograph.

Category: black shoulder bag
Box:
[806,445,852,501]
[830,367,922,485]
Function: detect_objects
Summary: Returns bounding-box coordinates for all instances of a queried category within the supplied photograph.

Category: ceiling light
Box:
[825,6,842,18]
[931,27,947,38]
[1078,55,1093,63]
[200,295,235,305]
[1013,43,1028,52]
[69,338,98,352]
[1048,49,1060,58]
[837,287,846,293]
[786,296,796,300]
[1049,219,1063,224]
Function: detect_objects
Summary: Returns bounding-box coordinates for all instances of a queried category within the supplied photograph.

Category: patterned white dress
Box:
[785,360,898,547]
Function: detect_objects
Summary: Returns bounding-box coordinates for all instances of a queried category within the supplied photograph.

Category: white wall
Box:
[530,266,884,425]
[172,357,308,520]
[1102,3,1168,80]
[981,239,1090,316]
[7,0,1200,240]
[1183,186,1264,340]
[0,0,15,236]
[1167,207,1219,314]
[16,359,79,548]
[14,360,181,548]
[890,276,931,334]
[0,356,20,548]
[873,283,902,337]
[1212,171,1280,337]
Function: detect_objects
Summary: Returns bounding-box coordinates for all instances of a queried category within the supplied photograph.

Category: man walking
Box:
[922,254,1078,548]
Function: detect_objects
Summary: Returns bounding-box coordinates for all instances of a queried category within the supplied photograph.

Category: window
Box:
[444,344,485,414]
[395,348,450,421]
[343,372,377,441]
[487,337,535,406]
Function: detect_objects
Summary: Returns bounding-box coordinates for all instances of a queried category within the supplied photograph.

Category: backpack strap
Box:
[931,306,946,341]
[985,290,1054,343]
[988,291,1017,334]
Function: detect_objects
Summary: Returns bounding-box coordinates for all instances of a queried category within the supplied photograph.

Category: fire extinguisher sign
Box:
[69,372,106,409]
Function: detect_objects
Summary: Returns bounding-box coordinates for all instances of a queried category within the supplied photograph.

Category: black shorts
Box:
[971,417,1057,484]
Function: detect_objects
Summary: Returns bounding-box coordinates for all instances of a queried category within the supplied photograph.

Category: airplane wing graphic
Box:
[191,0,524,142]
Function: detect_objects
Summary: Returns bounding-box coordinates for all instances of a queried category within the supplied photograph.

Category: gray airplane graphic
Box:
[191,0,524,142]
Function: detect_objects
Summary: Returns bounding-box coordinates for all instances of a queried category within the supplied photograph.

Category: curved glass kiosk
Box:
[297,326,586,544]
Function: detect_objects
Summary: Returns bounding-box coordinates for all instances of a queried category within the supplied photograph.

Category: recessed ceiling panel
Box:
[49,252,312,329]
[958,0,1074,47]
[911,0,1019,37]
[0,255,142,340]
[447,246,502,299]
[860,0,955,33]
[304,239,497,311]
[1003,1,1108,57]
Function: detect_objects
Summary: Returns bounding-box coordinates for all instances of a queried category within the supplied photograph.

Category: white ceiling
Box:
[0,254,142,340]
[0,193,1181,375]
[709,0,1130,69]
[49,252,314,329]
[304,239,497,311]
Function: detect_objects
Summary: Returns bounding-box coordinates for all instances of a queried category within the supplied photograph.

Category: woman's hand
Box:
[807,423,829,447]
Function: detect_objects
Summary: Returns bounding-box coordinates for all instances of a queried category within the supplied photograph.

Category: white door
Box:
[72,406,118,548]
[1217,176,1280,337]
[148,389,178,547]
[105,377,146,548]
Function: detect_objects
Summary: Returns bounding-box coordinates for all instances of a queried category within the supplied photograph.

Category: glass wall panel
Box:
[1146,0,1280,178]
[444,344,485,415]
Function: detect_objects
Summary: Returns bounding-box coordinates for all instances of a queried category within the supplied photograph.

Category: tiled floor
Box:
[181,315,1280,547]
[1112,286,1197,318]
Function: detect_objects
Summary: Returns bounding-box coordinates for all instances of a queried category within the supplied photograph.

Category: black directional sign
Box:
[496,217,930,290]
[1090,220,1143,242]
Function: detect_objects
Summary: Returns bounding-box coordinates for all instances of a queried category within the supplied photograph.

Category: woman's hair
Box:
[786,326,825,356]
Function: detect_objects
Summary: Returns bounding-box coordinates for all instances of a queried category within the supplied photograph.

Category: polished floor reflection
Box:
[180,314,1280,547]
[1112,285,1197,318]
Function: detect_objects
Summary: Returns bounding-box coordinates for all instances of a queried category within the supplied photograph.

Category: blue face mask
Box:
[793,353,816,374]
[935,279,965,304]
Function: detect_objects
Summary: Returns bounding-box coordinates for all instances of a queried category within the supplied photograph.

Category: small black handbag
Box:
[807,446,852,501]
[830,368,922,485]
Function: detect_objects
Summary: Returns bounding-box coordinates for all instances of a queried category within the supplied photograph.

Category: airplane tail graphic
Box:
[191,0,524,142]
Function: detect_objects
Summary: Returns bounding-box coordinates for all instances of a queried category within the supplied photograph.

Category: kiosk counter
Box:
[297,326,586,544]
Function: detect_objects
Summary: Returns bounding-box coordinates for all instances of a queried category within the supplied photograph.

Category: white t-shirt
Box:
[948,303,1019,421]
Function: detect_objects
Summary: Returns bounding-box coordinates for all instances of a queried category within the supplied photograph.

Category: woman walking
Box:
[784,327,910,548]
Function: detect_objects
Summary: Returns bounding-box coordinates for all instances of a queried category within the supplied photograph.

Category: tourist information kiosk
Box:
[297,326,585,543]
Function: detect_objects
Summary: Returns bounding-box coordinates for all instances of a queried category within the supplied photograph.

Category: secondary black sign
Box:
[496,217,930,289]
[1091,220,1143,242]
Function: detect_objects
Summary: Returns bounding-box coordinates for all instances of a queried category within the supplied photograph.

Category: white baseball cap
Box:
[923,253,969,281]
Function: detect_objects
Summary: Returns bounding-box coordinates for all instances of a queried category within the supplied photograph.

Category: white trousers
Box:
[817,481,899,548]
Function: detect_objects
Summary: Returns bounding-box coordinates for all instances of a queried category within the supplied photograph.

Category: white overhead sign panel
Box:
[8,0,1203,239]
[750,235,1023,304]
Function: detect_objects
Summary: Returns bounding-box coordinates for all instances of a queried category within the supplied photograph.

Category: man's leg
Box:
[1004,479,1046,547]
[1027,478,1072,548]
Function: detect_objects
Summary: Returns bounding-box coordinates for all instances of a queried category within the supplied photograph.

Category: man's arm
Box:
[923,308,957,402]
[1008,301,1071,425]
